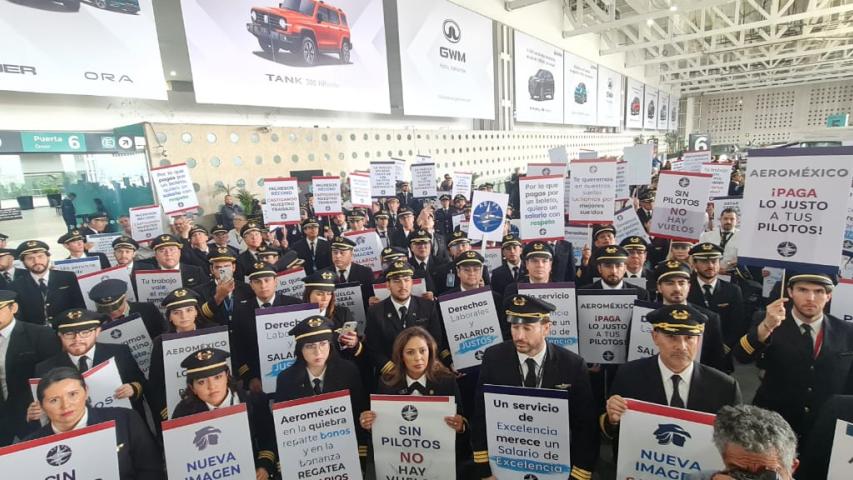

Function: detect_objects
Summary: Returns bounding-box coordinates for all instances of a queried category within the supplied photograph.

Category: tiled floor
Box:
[1,205,72,254]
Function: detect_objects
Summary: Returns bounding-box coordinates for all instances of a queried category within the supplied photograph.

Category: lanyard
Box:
[813,327,824,359]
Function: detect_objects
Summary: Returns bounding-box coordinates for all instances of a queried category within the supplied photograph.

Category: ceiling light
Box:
[670,5,678,12]
[646,18,655,26]
[169,70,177,77]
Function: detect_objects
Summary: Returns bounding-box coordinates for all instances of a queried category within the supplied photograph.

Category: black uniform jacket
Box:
[687,277,746,349]
[133,259,209,290]
[334,262,376,309]
[127,302,167,340]
[797,394,853,480]
[231,293,301,384]
[292,237,331,274]
[11,269,85,326]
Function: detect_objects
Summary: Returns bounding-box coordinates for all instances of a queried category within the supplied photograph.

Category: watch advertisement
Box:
[596,65,621,127]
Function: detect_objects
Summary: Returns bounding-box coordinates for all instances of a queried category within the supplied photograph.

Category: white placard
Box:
[335,283,368,335]
[578,150,598,160]
[520,175,565,241]
[596,65,621,127]
[371,395,455,480]
[438,287,502,370]
[548,146,569,164]
[518,283,579,353]
[483,385,571,479]
[150,163,199,216]
[162,404,257,480]
[0,422,120,478]
[626,300,660,362]
[129,204,164,243]
[256,304,316,393]
[349,172,372,208]
[312,176,343,217]
[452,172,473,201]
[370,161,396,198]
[52,257,101,277]
[514,32,564,124]
[179,0,390,114]
[393,158,407,183]
[373,278,426,301]
[615,161,630,201]
[468,191,509,242]
[613,206,651,244]
[411,162,437,199]
[681,150,712,173]
[86,232,121,267]
[761,267,785,298]
[452,214,469,233]
[98,315,153,377]
[343,229,384,273]
[844,187,853,255]
[563,52,598,126]
[483,247,503,273]
[569,159,617,224]
[80,357,131,410]
[625,79,645,129]
[161,327,231,419]
[77,265,137,311]
[701,163,735,198]
[134,270,182,308]
[397,0,495,119]
[650,171,713,242]
[564,225,591,265]
[643,85,659,130]
[830,279,853,322]
[576,291,637,364]
[528,163,567,177]
[624,144,654,186]
[275,267,307,299]
[710,196,743,227]
[264,177,301,226]
[0,0,165,100]
[739,148,853,272]
[657,94,670,131]
[275,390,363,480]
[828,419,853,479]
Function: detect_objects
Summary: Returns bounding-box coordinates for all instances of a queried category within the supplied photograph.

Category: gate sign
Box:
[0,422,120,479]
[256,304,317,394]
[616,399,723,479]
[312,176,343,217]
[264,177,301,226]
[576,290,637,364]
[151,163,199,216]
[649,171,713,242]
[688,134,711,151]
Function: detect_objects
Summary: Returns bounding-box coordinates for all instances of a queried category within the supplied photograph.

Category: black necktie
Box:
[309,241,315,256]
[802,324,814,358]
[524,358,538,388]
[512,266,518,280]
[39,278,48,297]
[398,306,408,329]
[419,262,426,271]
[262,302,271,308]
[312,378,322,395]
[720,232,731,248]
[338,270,346,283]
[2,272,10,283]
[78,355,89,373]
[702,284,714,306]
[670,375,685,408]
[408,381,427,395]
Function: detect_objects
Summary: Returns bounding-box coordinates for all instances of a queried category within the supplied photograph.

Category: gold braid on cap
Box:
[652,322,705,335]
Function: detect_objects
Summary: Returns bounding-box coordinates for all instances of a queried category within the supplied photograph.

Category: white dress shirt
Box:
[406,374,426,396]
[517,345,548,385]
[69,345,96,371]
[792,310,824,345]
[658,356,694,407]
[0,319,16,399]
[601,280,625,290]
[308,368,327,392]
[51,408,89,434]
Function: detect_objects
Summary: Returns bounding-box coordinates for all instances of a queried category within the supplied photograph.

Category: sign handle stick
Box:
[779,269,786,300]
[480,234,487,257]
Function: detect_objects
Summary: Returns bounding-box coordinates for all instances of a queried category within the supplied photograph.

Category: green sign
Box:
[827,113,849,128]
[20,132,87,153]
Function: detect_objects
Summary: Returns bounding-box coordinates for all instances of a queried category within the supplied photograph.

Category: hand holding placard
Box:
[759,297,788,342]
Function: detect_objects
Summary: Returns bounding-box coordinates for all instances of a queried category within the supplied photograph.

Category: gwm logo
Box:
[442,19,461,43]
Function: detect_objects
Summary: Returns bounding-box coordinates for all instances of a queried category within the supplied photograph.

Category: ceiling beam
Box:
[687,71,853,95]
[562,0,736,38]
[680,62,853,92]
[504,0,548,11]
[665,57,853,85]
[659,43,853,76]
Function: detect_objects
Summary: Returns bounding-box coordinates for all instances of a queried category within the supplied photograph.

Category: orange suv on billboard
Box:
[247,0,352,66]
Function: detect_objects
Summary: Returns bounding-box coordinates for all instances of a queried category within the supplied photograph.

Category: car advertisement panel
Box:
[657,93,669,131]
[625,78,644,129]
[563,52,598,126]
[596,65,621,127]
[643,85,659,130]
[179,0,390,113]
[669,96,680,131]
[0,0,166,99]
[396,0,494,119]
[514,32,564,124]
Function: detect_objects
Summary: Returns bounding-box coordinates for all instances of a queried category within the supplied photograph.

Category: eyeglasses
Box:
[60,328,97,339]
[303,341,330,352]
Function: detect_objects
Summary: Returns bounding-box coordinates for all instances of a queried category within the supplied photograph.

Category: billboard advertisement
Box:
[596,65,621,127]
[514,32,564,124]
[397,0,494,119]
[179,0,390,113]
[625,78,644,129]
[643,85,659,130]
[657,93,669,131]
[563,52,598,126]
[669,96,680,131]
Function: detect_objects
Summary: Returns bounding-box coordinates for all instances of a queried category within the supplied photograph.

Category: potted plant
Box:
[236,188,257,217]
[12,184,34,210]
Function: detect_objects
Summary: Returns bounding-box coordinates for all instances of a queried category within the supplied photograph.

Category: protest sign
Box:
[578,150,598,160]
[27,380,47,425]
[162,404,257,480]
[830,279,853,322]
[335,282,368,334]
[519,283,579,353]
[0,422,120,478]
[827,419,853,479]
[615,161,630,201]
[761,267,785,298]
[161,326,231,419]
[370,161,396,198]
[77,265,137,310]
[623,144,654,185]
[82,358,132,409]
[569,159,617,224]
[275,267,306,299]
[701,163,735,198]
[670,159,684,171]
[394,158,407,183]
[483,247,503,273]
[469,191,509,242]
[255,304,316,393]
[135,269,181,309]
[483,385,571,479]
[452,172,473,201]
[613,206,651,244]
[548,146,568,163]
[616,399,723,479]
[349,172,372,208]
[650,171,713,242]
[371,395,455,480]
[98,315,153,376]
[438,287,502,370]
[710,196,743,227]
[739,148,853,273]
[129,204,164,243]
[528,163,567,177]
[373,278,426,301]
[564,225,591,265]
[344,230,384,273]
[86,232,121,266]
[844,188,853,255]
[53,258,100,280]
[452,214,468,232]
[576,290,637,363]
[150,163,199,216]
[680,150,712,172]
[411,162,437,199]
[520,175,565,241]
[312,176,342,217]
[275,390,363,480]
[264,177,301,226]
[627,300,660,362]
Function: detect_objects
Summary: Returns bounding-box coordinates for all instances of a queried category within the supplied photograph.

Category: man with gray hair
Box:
[692,404,799,480]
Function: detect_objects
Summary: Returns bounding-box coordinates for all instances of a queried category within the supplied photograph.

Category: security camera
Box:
[259,126,272,134]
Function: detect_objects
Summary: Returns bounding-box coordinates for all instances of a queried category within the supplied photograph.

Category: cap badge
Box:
[533,243,543,250]
[27,241,37,247]
[666,260,680,268]
[670,310,690,320]
[175,289,187,298]
[308,318,323,328]
[630,237,640,243]
[513,296,526,306]
[394,260,405,268]
[254,262,266,269]
[605,246,617,254]
[160,235,170,241]
[321,272,335,280]
[702,244,713,251]
[196,350,213,361]
[68,310,83,320]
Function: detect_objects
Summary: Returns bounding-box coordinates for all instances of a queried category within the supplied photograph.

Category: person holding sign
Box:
[577,225,619,286]
[435,194,453,235]
[408,230,440,294]
[699,208,740,272]
[90,279,166,341]
[473,294,599,480]
[390,207,417,248]
[581,245,650,300]
[26,367,164,480]
[274,315,369,465]
[444,250,507,339]
[12,240,85,327]
[31,308,147,419]
[620,236,654,289]
[57,230,110,269]
[302,270,363,358]
[374,210,392,249]
[172,348,277,480]
[330,236,376,308]
[734,272,853,439]
[292,217,331,274]
[365,261,451,378]
[135,234,208,290]
[489,234,523,298]
[602,305,741,442]
[503,240,555,297]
